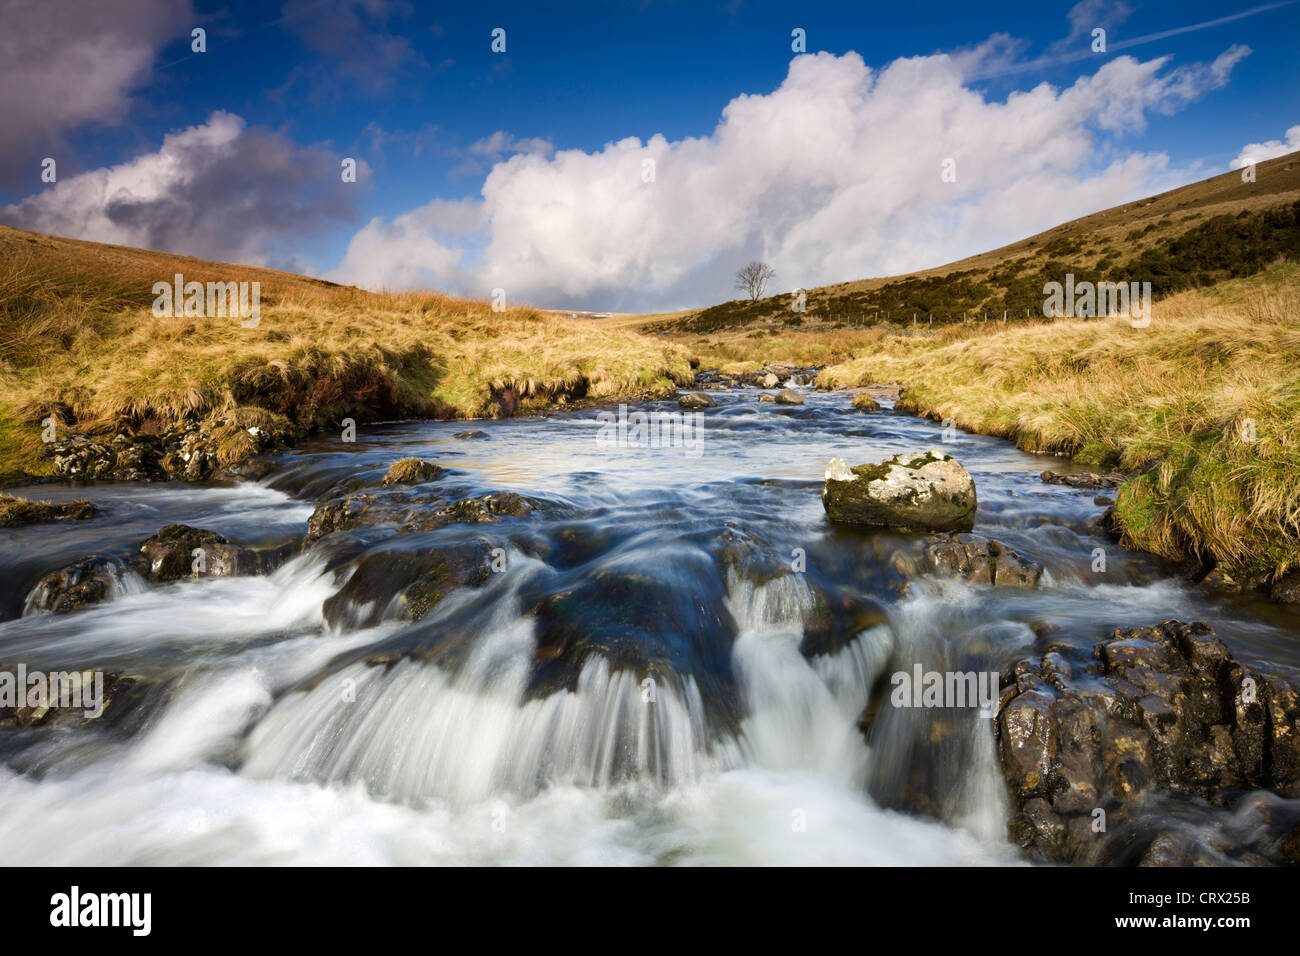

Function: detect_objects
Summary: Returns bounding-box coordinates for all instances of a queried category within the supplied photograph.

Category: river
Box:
[1,384,1297,864]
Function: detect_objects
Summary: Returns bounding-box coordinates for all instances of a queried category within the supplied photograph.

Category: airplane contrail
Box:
[968,1,1294,81]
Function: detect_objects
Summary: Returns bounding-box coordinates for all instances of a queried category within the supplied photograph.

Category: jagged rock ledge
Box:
[996,619,1300,865]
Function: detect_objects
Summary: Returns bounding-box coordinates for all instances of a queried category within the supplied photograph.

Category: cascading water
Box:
[2,385,1297,864]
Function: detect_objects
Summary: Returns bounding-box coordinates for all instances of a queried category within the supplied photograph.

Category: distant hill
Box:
[647,151,1300,333]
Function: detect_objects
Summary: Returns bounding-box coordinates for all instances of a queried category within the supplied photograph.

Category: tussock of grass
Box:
[818,264,1300,581]
[0,493,95,527]
[0,227,691,475]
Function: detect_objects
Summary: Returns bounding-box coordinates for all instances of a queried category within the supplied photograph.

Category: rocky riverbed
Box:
[0,381,1297,865]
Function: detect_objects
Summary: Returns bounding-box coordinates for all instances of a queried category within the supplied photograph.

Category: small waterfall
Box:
[241,554,735,805]
[864,581,1019,840]
[241,647,729,805]
[243,565,901,807]
[724,571,891,784]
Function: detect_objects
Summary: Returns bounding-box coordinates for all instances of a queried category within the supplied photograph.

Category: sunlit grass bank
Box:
[0,227,691,476]
[816,264,1300,583]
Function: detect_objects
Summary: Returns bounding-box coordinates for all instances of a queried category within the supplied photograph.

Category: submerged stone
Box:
[677,392,717,410]
[24,556,127,614]
[322,539,497,629]
[926,533,1042,588]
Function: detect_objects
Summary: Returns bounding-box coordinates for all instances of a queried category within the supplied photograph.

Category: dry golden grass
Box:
[816,264,1300,580]
[0,492,94,526]
[0,227,692,476]
[683,325,894,369]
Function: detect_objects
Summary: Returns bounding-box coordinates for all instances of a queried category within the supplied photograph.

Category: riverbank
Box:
[4,385,1298,865]
[9,224,1300,605]
[813,264,1300,595]
[0,226,692,481]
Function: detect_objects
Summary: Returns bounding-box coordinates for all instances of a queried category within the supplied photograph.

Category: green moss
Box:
[1074,440,1119,467]
[382,457,443,486]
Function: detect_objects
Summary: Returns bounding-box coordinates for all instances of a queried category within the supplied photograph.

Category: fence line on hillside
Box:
[787,306,1091,328]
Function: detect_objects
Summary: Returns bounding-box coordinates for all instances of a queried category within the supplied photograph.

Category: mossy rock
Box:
[322,540,496,629]
[381,457,445,486]
[822,451,977,532]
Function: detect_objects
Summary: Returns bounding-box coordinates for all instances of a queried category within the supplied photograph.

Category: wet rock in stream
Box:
[138,525,263,582]
[677,392,717,410]
[40,413,296,483]
[1269,570,1300,605]
[380,457,445,486]
[524,552,745,733]
[305,489,539,542]
[0,494,98,527]
[23,556,134,615]
[19,523,294,619]
[1040,469,1126,490]
[926,532,1043,588]
[997,619,1300,864]
[822,451,977,533]
[307,491,443,540]
[322,538,499,629]
[0,669,148,732]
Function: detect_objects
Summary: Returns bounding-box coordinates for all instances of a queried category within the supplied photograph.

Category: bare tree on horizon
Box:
[734,261,776,301]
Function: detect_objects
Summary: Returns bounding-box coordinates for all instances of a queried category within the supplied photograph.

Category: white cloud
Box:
[331,45,1247,311]
[1231,125,1300,169]
[0,0,194,185]
[327,198,481,290]
[1050,0,1134,54]
[469,132,554,159]
[0,112,365,268]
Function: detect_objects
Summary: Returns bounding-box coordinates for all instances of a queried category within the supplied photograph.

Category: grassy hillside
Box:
[647,152,1300,334]
[0,227,691,478]
[817,265,1300,587]
[630,154,1300,591]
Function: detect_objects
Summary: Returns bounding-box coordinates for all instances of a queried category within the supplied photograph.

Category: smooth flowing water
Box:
[2,386,1298,865]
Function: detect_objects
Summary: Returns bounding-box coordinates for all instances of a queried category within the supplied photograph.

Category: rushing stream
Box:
[2,384,1298,865]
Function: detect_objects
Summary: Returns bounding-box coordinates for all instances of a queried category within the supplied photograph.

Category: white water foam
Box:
[0,543,1020,865]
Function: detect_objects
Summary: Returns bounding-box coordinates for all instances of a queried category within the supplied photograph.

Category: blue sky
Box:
[2,0,1297,310]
